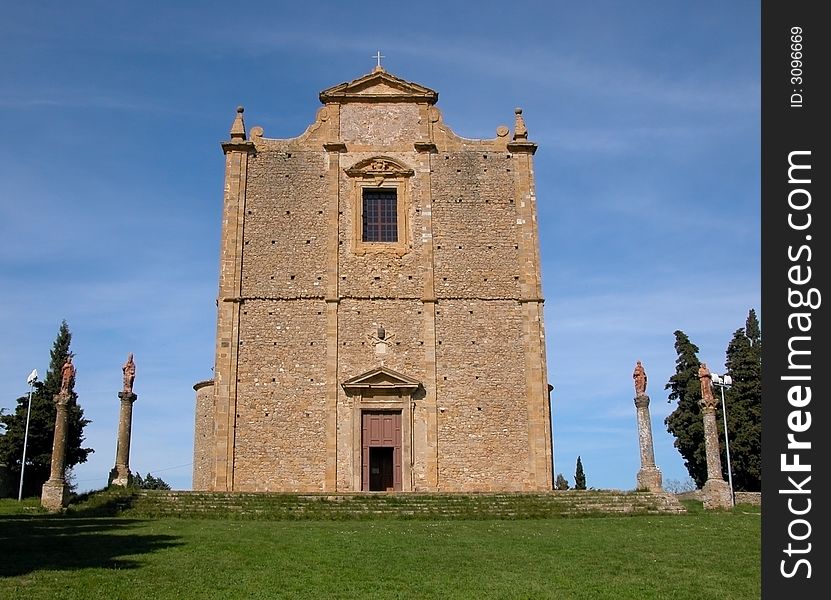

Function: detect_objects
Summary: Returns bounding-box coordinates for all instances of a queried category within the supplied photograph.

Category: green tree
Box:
[664,330,708,488]
[555,473,569,490]
[132,472,172,490]
[722,309,762,491]
[0,321,93,498]
[574,456,586,490]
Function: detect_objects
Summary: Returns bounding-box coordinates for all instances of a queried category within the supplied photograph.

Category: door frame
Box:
[342,367,420,492]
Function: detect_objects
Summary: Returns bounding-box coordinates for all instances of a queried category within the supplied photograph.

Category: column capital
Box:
[699,401,717,413]
[634,394,651,408]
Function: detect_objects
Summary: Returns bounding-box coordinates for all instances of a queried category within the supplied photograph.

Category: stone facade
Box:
[194,67,553,492]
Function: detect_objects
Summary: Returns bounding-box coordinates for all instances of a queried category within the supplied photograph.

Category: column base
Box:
[636,466,663,492]
[703,478,733,510]
[108,466,132,487]
[41,479,68,511]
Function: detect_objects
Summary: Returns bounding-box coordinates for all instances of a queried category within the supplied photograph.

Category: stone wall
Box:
[243,151,328,298]
[435,299,530,490]
[432,152,520,299]
[192,380,214,490]
[677,490,761,507]
[735,491,762,506]
[233,299,328,491]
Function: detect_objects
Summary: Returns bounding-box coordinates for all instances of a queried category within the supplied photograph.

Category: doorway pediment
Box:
[341,366,421,393]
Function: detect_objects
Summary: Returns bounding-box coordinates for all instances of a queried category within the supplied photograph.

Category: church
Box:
[193,65,554,492]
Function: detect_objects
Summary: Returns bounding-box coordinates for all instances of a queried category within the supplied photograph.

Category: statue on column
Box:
[699,362,714,404]
[632,360,647,396]
[697,361,731,508]
[111,352,138,487]
[59,356,75,395]
[632,360,662,492]
[122,353,136,395]
[43,356,75,510]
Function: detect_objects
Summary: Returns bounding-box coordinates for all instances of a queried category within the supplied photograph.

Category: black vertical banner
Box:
[762,1,828,597]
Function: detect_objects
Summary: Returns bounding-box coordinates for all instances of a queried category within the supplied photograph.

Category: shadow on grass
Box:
[0,516,181,577]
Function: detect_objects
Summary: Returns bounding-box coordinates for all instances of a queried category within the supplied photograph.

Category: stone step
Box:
[76,489,685,519]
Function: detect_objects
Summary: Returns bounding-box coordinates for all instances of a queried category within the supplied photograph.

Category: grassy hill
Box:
[0,492,760,599]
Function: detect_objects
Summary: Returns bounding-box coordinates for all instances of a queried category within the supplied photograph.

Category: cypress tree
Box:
[664,330,708,487]
[0,321,93,497]
[555,473,569,490]
[574,456,586,490]
[722,309,762,491]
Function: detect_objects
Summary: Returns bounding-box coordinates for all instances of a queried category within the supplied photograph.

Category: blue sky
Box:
[0,2,760,493]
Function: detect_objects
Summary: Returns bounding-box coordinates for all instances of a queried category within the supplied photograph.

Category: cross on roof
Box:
[372,51,385,68]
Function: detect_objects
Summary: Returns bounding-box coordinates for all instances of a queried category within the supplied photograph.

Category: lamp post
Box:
[18,369,38,501]
[712,372,734,506]
[548,384,556,484]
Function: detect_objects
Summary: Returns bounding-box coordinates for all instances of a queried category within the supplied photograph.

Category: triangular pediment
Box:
[320,68,438,105]
[341,366,422,391]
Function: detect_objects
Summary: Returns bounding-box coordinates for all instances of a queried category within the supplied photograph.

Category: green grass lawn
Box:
[0,501,760,600]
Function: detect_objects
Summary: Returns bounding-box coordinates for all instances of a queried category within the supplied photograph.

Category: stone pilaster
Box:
[509,113,553,491]
[109,392,138,487]
[323,139,342,492]
[41,392,71,511]
[701,402,732,509]
[418,145,439,491]
[634,394,662,492]
[213,107,255,491]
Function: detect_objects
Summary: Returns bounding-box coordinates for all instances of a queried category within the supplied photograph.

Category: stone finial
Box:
[513,107,528,141]
[230,106,247,140]
[633,360,647,396]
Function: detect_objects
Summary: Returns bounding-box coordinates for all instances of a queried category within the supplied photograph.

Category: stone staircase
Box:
[75,489,686,520]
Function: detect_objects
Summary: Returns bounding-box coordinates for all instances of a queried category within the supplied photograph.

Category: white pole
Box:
[18,369,38,502]
[719,384,735,506]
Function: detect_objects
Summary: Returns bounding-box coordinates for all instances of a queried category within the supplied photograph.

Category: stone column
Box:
[109,391,138,487]
[700,401,732,509]
[41,392,71,511]
[634,394,662,492]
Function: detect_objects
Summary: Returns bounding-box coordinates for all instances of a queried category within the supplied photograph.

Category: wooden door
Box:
[361,411,402,491]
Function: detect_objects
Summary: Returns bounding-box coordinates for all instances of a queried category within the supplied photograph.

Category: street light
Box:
[547,384,556,482]
[712,372,734,506]
[18,369,38,501]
